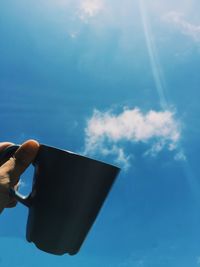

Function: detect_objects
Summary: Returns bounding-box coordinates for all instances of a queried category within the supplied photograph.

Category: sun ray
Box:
[139,0,200,203]
[139,0,168,110]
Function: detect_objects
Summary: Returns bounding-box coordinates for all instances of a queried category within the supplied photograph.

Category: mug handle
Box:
[0,145,32,208]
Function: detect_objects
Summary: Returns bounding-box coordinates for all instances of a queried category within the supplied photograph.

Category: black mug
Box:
[0,144,120,255]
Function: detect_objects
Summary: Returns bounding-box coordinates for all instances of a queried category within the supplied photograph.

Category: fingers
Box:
[5,183,19,208]
[0,142,15,166]
[0,181,19,210]
[13,139,40,176]
[0,192,10,213]
[1,140,40,187]
[0,142,14,152]
[5,199,17,208]
[0,140,39,212]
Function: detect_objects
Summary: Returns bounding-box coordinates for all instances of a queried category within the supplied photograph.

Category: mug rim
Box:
[38,143,121,171]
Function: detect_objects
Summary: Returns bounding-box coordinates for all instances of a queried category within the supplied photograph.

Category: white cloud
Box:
[98,144,132,170]
[83,107,182,169]
[144,140,167,157]
[164,11,200,42]
[174,150,187,161]
[78,0,104,22]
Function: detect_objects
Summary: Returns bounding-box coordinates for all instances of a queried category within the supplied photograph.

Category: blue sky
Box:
[1,0,200,266]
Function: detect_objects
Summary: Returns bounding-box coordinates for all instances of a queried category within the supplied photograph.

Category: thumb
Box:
[1,140,40,187]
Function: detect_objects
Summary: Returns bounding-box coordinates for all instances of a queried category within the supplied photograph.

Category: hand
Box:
[0,140,39,213]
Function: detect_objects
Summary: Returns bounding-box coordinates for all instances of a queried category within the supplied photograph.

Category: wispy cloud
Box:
[69,30,79,39]
[164,11,200,42]
[77,0,104,22]
[83,107,182,169]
